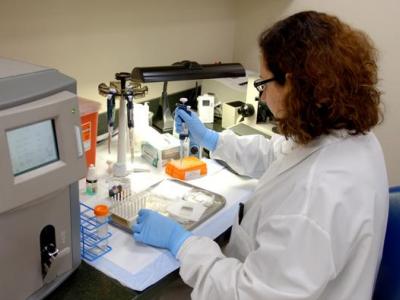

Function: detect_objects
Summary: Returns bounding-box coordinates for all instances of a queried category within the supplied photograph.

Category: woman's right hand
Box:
[175,108,219,151]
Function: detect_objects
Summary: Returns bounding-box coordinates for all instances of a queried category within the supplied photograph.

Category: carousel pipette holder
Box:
[80,203,112,261]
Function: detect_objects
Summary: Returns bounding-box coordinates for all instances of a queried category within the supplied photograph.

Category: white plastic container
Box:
[94,204,109,250]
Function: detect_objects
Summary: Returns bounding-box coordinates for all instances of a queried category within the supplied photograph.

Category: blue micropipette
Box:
[177,98,191,166]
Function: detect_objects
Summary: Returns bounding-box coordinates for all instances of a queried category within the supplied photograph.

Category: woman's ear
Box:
[284,73,293,88]
[283,73,292,94]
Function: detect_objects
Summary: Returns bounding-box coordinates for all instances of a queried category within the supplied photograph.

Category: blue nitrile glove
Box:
[175,108,219,151]
[133,209,192,256]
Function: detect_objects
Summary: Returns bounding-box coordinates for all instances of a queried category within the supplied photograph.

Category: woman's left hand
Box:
[133,209,192,256]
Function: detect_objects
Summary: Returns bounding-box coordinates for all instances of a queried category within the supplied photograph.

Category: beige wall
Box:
[233,0,400,186]
[1,0,398,185]
[0,0,236,110]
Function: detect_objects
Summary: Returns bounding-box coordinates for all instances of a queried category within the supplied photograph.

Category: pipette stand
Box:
[98,72,148,178]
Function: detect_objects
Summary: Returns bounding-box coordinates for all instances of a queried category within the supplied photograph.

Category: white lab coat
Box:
[177,130,388,300]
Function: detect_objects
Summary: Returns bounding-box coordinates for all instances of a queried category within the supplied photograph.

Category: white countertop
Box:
[79,135,257,291]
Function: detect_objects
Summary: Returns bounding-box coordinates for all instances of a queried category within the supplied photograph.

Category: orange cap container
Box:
[165,156,207,180]
[94,204,109,217]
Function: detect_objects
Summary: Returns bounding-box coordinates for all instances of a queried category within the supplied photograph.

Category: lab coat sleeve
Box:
[177,215,336,300]
[210,130,278,178]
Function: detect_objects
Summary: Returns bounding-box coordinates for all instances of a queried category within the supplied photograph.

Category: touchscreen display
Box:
[7,119,59,176]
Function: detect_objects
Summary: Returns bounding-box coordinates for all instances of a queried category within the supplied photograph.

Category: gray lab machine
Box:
[0,58,86,300]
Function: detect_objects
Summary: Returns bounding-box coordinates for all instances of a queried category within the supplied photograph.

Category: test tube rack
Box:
[109,189,147,233]
[80,203,112,261]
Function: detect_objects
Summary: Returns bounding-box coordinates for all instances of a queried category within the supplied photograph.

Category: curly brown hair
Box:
[258,11,382,144]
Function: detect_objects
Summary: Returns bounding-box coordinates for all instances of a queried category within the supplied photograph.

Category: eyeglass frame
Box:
[253,77,276,93]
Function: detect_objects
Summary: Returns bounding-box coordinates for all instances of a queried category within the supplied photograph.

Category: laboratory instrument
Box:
[177,98,204,159]
[197,93,215,123]
[176,97,190,166]
[126,92,135,162]
[222,100,245,129]
[0,58,86,299]
[174,108,219,151]
[131,61,245,132]
[202,75,276,138]
[104,86,116,154]
[98,73,148,177]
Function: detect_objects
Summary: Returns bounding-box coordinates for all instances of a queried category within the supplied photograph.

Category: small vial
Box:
[106,160,113,175]
[86,164,98,195]
[94,204,109,250]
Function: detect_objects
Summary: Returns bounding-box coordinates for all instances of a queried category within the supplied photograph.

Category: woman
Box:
[134,11,388,300]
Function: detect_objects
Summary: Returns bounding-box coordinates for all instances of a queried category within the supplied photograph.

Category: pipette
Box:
[126,93,134,163]
[106,89,116,154]
[177,98,191,166]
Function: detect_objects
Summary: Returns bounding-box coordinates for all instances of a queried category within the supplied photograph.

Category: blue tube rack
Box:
[80,202,112,261]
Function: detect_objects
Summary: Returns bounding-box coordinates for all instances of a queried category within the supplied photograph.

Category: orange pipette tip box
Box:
[165,156,207,180]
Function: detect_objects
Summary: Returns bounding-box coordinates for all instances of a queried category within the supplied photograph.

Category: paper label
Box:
[81,121,91,151]
[184,170,201,180]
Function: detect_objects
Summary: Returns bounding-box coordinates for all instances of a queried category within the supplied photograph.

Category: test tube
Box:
[94,204,109,251]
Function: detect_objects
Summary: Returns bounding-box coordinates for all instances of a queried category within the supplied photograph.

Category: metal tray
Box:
[110,178,226,233]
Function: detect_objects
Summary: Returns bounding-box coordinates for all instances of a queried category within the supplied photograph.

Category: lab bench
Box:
[45,132,257,300]
[45,232,230,300]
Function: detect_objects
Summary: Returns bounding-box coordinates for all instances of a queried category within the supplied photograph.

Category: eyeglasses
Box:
[253,77,276,93]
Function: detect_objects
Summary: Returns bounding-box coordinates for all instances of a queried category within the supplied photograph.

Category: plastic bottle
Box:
[94,204,109,250]
[86,164,97,195]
